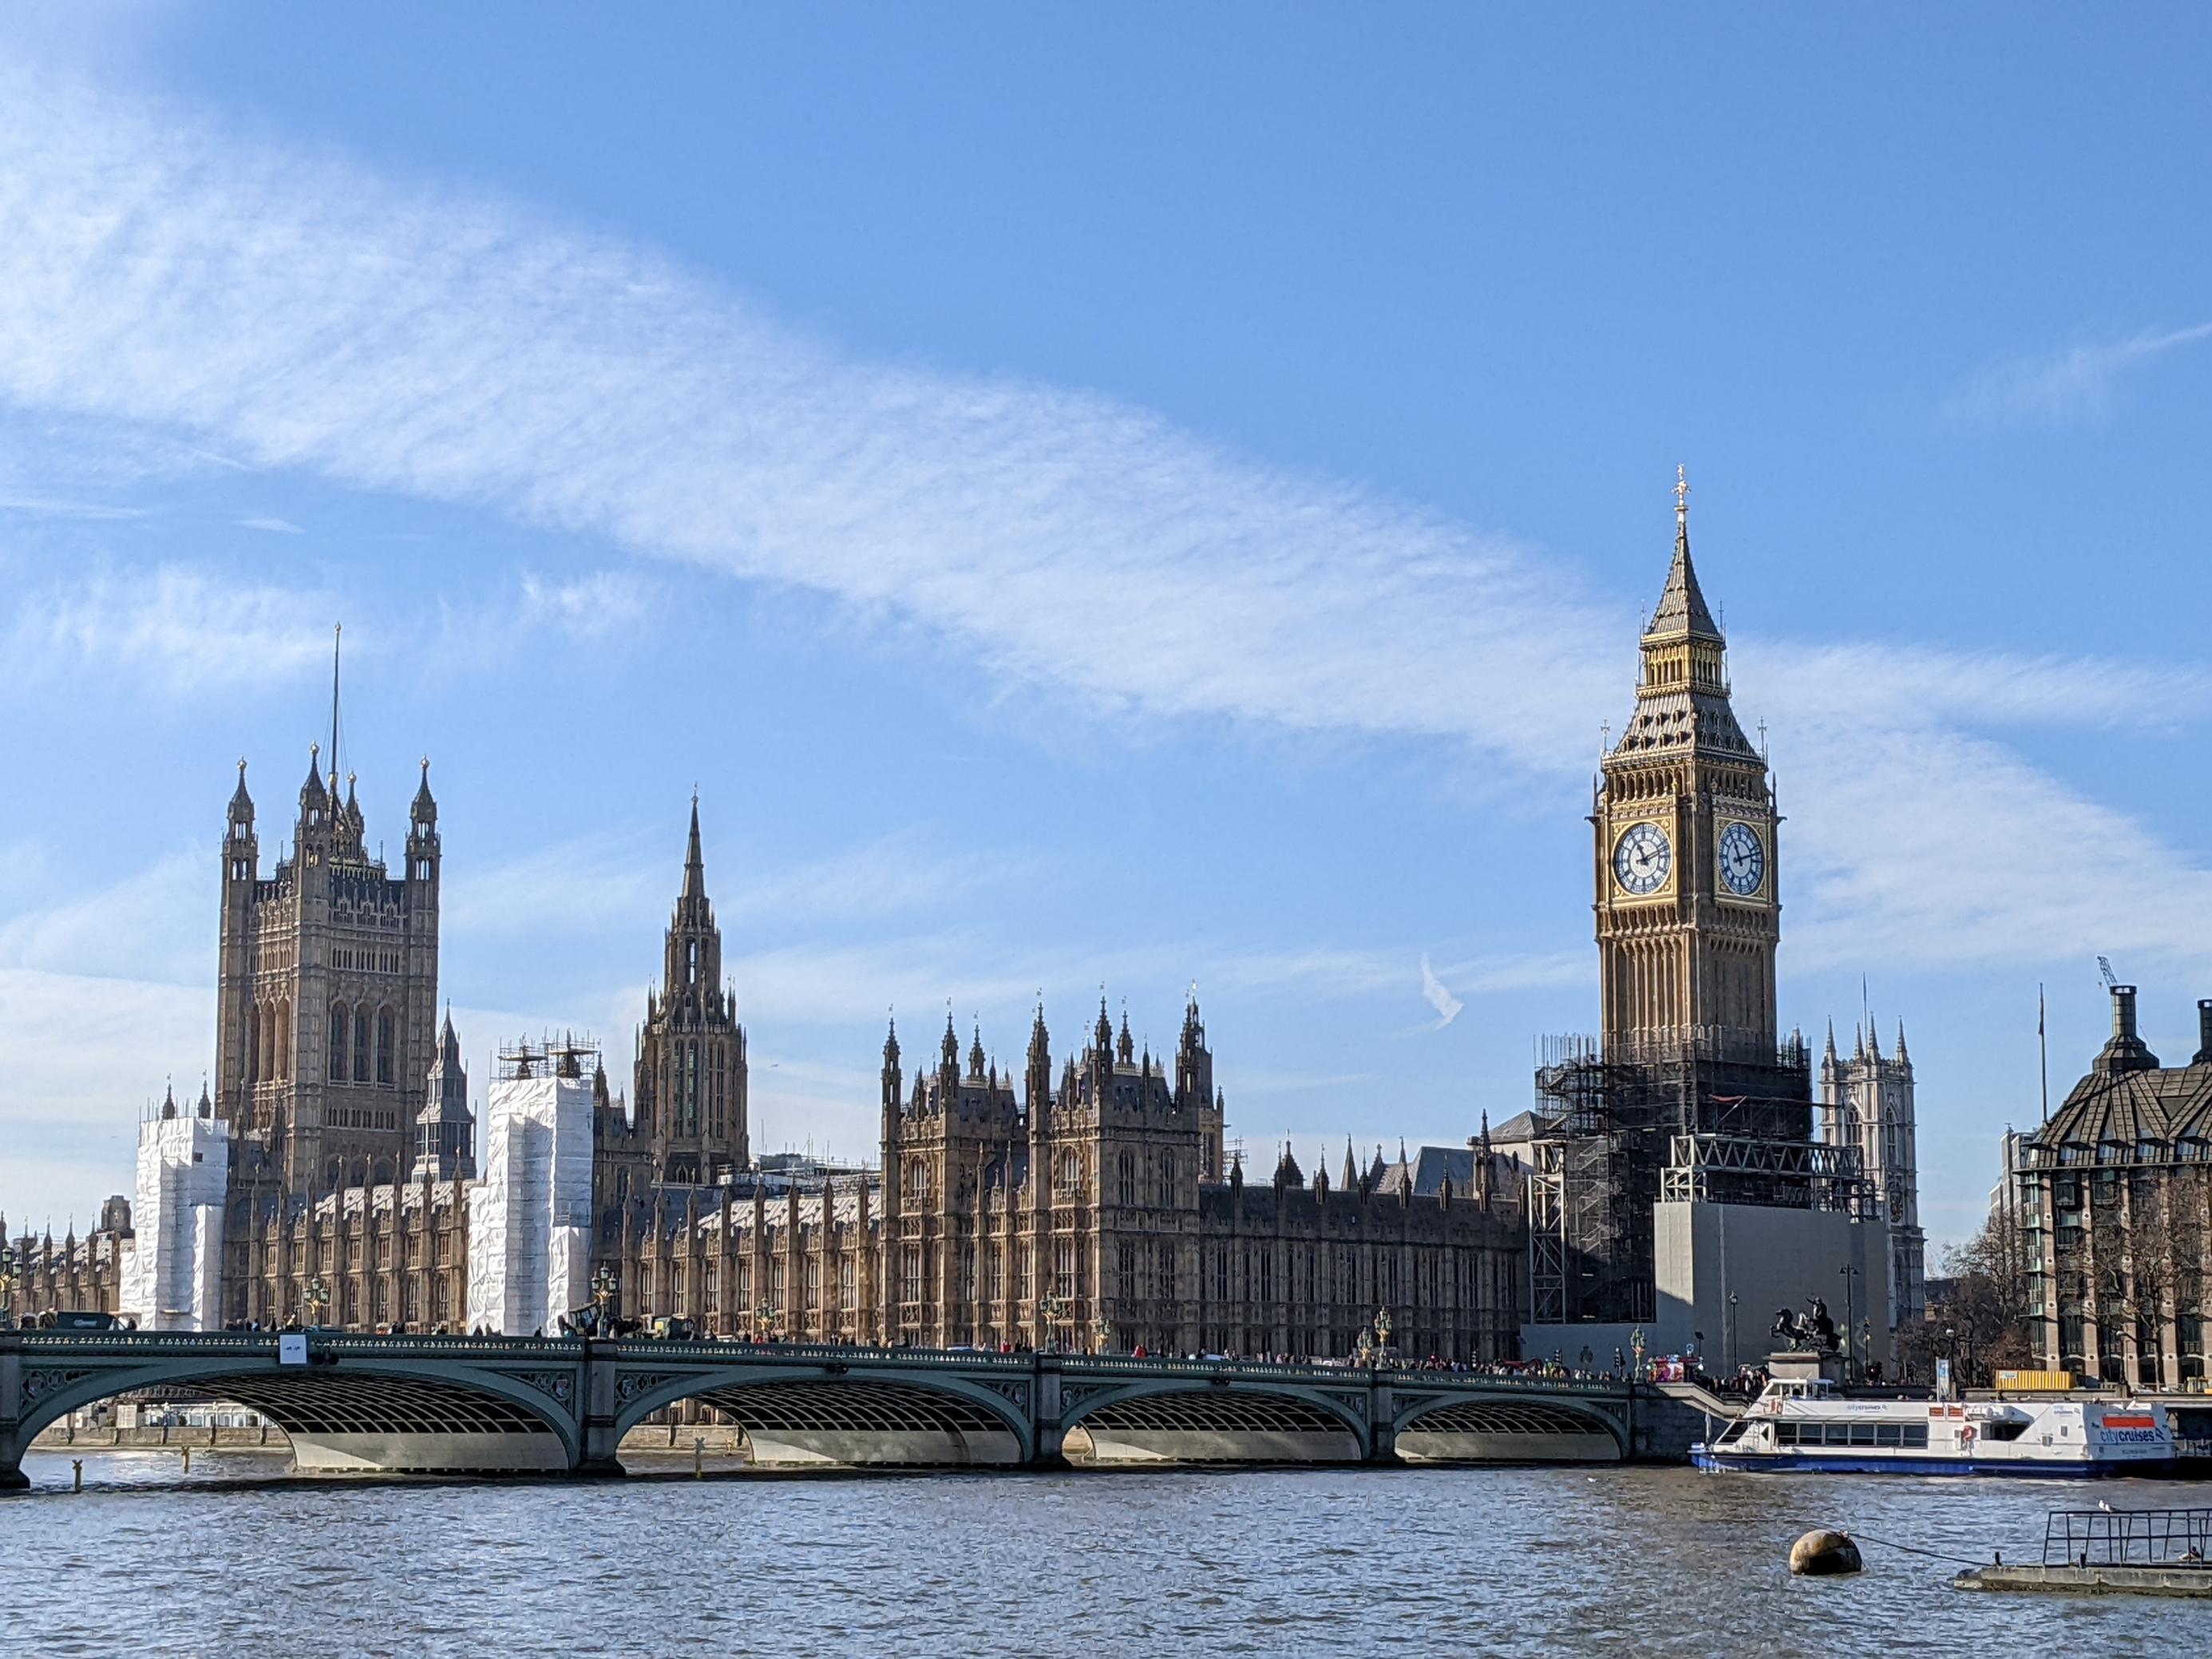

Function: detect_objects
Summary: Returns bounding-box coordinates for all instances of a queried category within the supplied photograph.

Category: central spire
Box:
[1645,467,1722,644]
[682,790,706,903]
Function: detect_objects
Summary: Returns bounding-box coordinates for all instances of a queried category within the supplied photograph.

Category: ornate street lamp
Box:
[1629,1325,1646,1380]
[1373,1307,1393,1362]
[1039,1293,1068,1353]
[304,1276,330,1328]
[591,1264,619,1334]
[752,1301,777,1338]
[1092,1316,1113,1355]
[0,1241,18,1324]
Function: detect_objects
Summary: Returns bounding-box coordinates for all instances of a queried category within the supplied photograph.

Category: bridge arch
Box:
[10,1348,582,1478]
[611,1360,1035,1468]
[1059,1376,1369,1465]
[1392,1390,1626,1463]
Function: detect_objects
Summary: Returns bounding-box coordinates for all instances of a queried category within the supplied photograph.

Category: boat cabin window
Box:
[1775,1421,1927,1449]
[1978,1420,2029,1443]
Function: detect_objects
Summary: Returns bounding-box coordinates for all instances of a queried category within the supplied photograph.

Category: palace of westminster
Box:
[8,483,1938,1371]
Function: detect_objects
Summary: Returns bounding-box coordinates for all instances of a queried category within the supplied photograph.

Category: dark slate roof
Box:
[1645,529,1723,643]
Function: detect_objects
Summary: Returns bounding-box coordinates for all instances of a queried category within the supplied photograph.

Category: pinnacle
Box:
[1644,517,1723,643]
[682,795,707,901]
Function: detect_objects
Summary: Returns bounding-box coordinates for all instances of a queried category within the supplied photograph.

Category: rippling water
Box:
[8,1451,2210,1655]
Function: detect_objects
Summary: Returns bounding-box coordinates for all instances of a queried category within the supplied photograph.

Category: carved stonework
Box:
[615,1370,681,1404]
[498,1368,575,1406]
[976,1379,1030,1413]
[22,1368,97,1405]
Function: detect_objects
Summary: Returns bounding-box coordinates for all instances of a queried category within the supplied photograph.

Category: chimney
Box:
[2094,984,2159,1076]
[2196,999,2212,1066]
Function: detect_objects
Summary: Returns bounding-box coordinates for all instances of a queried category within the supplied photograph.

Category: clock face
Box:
[1719,822,1766,897]
[1613,822,1672,896]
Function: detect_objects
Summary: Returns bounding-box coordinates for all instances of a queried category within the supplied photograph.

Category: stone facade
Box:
[2015,985,2212,1389]
[30,738,1525,1360]
[217,748,441,1195]
[1819,1022,1927,1328]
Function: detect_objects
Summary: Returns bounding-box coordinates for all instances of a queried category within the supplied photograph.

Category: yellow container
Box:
[1994,1368,2073,1392]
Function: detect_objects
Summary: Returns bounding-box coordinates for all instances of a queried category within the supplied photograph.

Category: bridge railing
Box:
[7,1331,1636,1398]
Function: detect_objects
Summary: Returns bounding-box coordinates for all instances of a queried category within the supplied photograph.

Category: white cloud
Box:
[239,515,302,534]
[0,849,205,984]
[1419,953,1463,1028]
[2,564,333,696]
[1945,321,2212,427]
[0,57,2204,981]
[516,568,657,639]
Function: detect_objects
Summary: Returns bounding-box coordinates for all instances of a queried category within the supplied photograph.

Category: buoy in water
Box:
[1789,1530,1863,1576]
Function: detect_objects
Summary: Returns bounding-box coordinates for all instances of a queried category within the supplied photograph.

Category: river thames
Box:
[6,1452,2209,1654]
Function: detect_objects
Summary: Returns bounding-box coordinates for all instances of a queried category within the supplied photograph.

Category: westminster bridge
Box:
[0,1329,1724,1487]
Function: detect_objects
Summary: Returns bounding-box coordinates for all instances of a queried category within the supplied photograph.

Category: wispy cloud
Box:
[2,564,333,696]
[1419,953,1462,1028]
[1945,321,2212,427]
[0,849,205,984]
[238,514,302,534]
[0,59,2206,980]
[517,568,657,639]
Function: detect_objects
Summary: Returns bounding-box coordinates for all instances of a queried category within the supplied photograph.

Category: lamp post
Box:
[591,1264,618,1336]
[1091,1316,1113,1356]
[752,1301,777,1340]
[1726,1293,1739,1377]
[304,1276,330,1329]
[0,1241,18,1325]
[1837,1264,1862,1384]
[1039,1293,1068,1354]
[1373,1307,1393,1366]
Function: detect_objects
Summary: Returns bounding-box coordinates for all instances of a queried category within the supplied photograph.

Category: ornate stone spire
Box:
[1646,467,1723,643]
[682,791,706,905]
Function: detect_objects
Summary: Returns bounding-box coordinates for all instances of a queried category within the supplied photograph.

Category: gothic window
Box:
[1155,1242,1175,1302]
[1118,1241,1139,1293]
[329,1005,348,1080]
[1054,1240,1077,1299]
[247,1012,262,1085]
[1015,1244,1032,1303]
[276,1000,291,1078]
[353,1003,370,1083]
[902,1246,922,1305]
[375,1007,396,1085]
[907,1158,931,1205]
[1117,1153,1136,1208]
[770,1259,786,1302]
[841,1258,857,1309]
[1214,1249,1230,1303]
[959,1245,975,1303]
[1058,1150,1082,1194]
[1157,1154,1176,1209]
[984,1252,1003,1304]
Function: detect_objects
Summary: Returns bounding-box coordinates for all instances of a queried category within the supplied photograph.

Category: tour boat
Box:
[1692,1377,2176,1477]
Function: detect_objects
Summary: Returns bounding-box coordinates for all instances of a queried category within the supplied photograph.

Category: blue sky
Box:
[3,6,2210,1251]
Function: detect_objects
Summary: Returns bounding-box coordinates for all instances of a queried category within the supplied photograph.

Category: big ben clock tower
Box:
[1595,469,1779,1061]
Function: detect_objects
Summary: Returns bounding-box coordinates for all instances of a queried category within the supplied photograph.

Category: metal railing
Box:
[2044,1507,2212,1568]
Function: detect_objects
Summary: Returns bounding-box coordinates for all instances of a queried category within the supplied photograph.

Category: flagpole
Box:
[2038,983,2049,1125]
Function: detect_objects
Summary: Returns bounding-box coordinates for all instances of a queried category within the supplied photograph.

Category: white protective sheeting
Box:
[118,1113,231,1330]
[465,1074,595,1335]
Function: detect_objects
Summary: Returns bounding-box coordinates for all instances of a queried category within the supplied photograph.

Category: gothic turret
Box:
[635,798,749,1182]
[415,1008,476,1181]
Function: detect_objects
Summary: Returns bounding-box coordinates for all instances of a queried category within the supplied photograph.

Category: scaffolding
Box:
[1526,1029,1870,1326]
